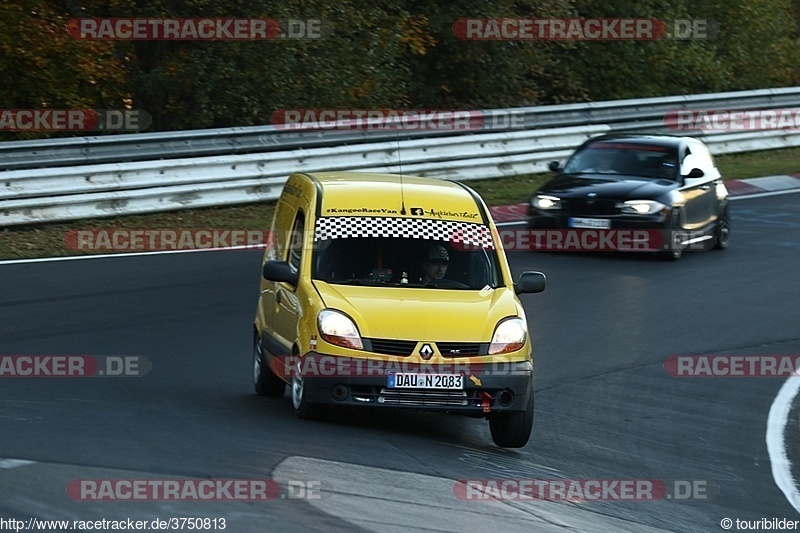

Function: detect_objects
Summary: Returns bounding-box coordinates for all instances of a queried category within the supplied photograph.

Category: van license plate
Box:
[388,373,464,389]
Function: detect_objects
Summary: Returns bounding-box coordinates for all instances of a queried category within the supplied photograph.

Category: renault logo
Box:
[419,343,434,360]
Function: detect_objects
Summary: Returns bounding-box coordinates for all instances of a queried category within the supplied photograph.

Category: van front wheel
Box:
[292,360,324,420]
[253,334,286,398]
[488,385,534,448]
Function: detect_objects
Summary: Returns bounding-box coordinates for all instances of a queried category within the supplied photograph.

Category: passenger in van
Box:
[421,245,450,284]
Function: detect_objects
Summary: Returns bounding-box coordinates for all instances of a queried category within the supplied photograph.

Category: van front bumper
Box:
[294,358,533,415]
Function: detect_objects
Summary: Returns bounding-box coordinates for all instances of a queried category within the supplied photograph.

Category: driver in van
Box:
[422,245,450,284]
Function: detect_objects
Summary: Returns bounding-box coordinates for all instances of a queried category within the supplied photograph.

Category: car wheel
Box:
[713,208,730,250]
[660,209,685,261]
[253,333,286,397]
[489,383,534,448]
[291,359,323,420]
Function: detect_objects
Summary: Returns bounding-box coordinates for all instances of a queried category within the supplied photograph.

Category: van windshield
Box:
[311,217,502,290]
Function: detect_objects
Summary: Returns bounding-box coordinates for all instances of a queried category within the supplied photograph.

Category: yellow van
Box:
[253,172,546,448]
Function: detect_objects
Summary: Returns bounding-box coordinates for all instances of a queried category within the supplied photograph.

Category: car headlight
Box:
[489,317,528,355]
[620,200,666,215]
[532,194,561,210]
[318,309,363,350]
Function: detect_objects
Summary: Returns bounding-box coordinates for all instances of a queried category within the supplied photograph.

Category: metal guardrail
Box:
[2,86,800,171]
[1,87,799,226]
[0,125,610,225]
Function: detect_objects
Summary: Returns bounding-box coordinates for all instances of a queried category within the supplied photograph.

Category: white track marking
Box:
[0,244,265,265]
[767,377,800,514]
[0,458,35,469]
[273,455,671,532]
[0,188,797,262]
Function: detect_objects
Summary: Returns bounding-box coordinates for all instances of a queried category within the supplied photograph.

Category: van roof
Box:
[307,172,486,224]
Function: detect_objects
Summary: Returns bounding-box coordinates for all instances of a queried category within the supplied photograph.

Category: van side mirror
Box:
[263,260,298,285]
[515,271,546,294]
[548,161,562,172]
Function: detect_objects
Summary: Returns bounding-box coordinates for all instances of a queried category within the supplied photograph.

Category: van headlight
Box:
[532,195,561,210]
[318,309,363,350]
[620,200,666,215]
[489,317,528,355]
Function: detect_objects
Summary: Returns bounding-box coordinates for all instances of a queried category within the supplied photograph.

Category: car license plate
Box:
[387,373,464,389]
[569,217,611,229]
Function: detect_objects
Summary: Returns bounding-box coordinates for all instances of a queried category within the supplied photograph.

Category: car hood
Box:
[538,173,676,200]
[312,281,521,342]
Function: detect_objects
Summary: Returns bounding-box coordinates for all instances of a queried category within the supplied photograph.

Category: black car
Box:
[528,134,731,260]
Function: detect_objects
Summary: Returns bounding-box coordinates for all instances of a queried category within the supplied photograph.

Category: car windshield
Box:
[563,142,679,180]
[311,217,502,290]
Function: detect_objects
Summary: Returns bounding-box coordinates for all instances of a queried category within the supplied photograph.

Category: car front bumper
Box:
[526,207,673,252]
[528,207,670,230]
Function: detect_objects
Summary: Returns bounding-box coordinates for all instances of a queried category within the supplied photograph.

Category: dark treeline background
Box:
[1,0,798,138]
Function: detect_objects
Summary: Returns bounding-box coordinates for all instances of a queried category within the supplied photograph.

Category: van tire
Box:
[292,359,323,420]
[253,334,286,397]
[489,384,534,448]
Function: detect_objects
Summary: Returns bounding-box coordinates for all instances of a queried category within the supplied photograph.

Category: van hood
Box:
[312,281,522,342]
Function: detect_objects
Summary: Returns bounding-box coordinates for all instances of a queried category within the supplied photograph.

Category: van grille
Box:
[365,338,417,356]
[349,386,499,409]
[378,388,469,406]
[363,339,487,357]
[437,342,485,357]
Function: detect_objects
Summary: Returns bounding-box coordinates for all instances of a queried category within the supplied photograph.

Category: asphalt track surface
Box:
[1,192,799,532]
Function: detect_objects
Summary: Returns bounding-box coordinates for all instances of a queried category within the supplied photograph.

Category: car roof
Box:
[584,133,696,149]
[306,172,486,224]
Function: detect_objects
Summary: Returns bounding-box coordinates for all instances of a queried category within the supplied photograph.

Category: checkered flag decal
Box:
[315,217,494,249]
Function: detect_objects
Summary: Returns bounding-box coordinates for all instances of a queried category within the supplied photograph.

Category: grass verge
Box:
[1,147,797,261]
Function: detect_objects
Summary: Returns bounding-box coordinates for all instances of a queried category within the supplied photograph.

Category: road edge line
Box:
[766,376,800,513]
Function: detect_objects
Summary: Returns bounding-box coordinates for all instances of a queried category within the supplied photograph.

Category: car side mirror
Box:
[262,260,298,285]
[682,168,707,187]
[686,168,704,179]
[515,271,546,295]
[548,161,562,172]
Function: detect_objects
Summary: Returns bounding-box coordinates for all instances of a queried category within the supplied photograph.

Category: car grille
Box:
[437,342,485,357]
[564,198,619,216]
[364,338,417,356]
